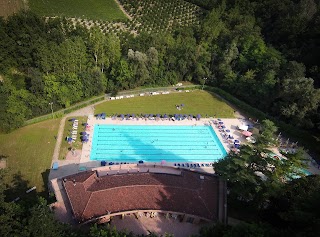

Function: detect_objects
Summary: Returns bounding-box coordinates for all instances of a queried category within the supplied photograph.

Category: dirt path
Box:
[114,0,132,21]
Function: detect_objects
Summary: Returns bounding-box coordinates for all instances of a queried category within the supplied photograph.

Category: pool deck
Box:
[78,116,249,170]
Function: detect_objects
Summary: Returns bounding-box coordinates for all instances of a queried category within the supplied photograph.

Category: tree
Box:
[0,170,25,237]
[257,119,278,146]
[215,142,308,208]
[88,27,106,70]
[0,78,31,132]
[264,175,320,236]
[27,197,66,237]
[273,62,320,127]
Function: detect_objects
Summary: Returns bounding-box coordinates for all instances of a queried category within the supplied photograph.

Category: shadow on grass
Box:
[4,172,38,206]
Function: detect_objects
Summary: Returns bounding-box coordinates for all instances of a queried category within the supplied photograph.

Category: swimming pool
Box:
[90,125,227,163]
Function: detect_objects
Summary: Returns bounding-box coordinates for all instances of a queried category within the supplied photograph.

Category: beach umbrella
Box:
[67,137,72,142]
[120,114,124,119]
[221,125,226,129]
[234,144,240,149]
[138,160,144,164]
[242,131,253,137]
[144,114,149,118]
[69,118,76,122]
[156,114,160,118]
[225,129,231,133]
[218,121,224,124]
[234,140,240,144]
[149,114,154,117]
[132,114,135,118]
[101,161,107,166]
[181,104,185,107]
[164,114,168,118]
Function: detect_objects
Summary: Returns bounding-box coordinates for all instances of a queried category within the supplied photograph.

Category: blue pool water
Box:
[90,125,227,163]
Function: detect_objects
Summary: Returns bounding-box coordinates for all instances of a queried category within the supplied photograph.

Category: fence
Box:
[24,96,104,126]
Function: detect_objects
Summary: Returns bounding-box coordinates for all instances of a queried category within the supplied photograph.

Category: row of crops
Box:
[68,0,204,37]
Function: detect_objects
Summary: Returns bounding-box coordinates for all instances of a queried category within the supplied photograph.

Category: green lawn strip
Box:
[0,119,60,198]
[95,90,235,118]
[59,116,87,160]
[29,0,127,21]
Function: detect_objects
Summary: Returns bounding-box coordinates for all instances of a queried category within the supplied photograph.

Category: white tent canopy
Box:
[238,125,249,131]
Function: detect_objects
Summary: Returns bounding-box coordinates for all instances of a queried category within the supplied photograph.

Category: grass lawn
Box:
[0,119,60,198]
[29,0,127,21]
[95,90,235,117]
[59,116,87,160]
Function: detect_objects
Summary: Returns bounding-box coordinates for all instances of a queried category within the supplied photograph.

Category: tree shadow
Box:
[40,168,51,199]
[4,172,37,205]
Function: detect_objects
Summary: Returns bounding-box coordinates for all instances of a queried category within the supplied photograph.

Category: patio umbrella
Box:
[242,131,253,137]
[234,144,240,149]
[164,114,168,118]
[156,114,160,118]
[120,114,124,119]
[69,118,76,122]
[225,129,231,133]
[144,114,149,118]
[132,114,135,118]
[218,121,224,124]
[197,114,201,118]
[149,114,154,117]
[181,104,185,107]
[234,140,240,144]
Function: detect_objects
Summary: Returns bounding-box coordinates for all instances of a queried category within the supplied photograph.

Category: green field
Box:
[95,90,235,117]
[0,119,60,197]
[29,0,127,21]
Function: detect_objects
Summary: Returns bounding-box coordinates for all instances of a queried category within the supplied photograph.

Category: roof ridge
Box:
[91,184,198,194]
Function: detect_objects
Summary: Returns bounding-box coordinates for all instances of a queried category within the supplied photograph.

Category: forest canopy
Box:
[0,0,319,134]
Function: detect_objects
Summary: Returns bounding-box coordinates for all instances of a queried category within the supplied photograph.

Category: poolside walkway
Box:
[78,117,249,170]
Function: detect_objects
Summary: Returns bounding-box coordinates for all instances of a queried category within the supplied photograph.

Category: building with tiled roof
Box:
[62,167,227,224]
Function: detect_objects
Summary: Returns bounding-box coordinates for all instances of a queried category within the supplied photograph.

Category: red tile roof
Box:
[63,170,223,222]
